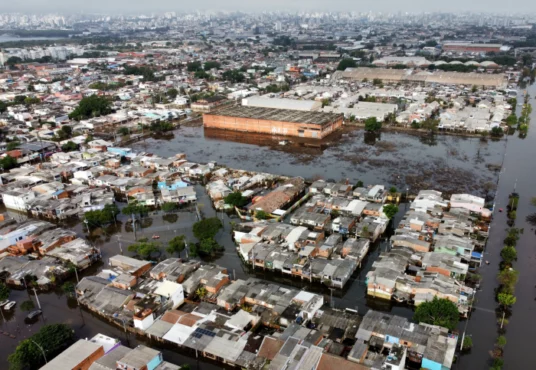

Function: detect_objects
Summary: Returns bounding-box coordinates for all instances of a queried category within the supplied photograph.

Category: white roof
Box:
[154,280,182,297]
[242,96,321,111]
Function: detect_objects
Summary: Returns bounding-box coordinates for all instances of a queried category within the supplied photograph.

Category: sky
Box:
[1,0,535,15]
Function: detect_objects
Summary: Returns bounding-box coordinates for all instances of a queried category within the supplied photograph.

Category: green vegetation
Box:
[84,204,119,227]
[61,141,79,152]
[117,127,130,136]
[505,114,517,126]
[0,155,18,171]
[88,81,126,91]
[123,65,161,81]
[161,202,178,212]
[462,336,473,350]
[127,238,160,258]
[8,324,74,370]
[69,95,113,121]
[389,186,397,194]
[194,70,210,79]
[0,283,10,301]
[497,292,516,309]
[500,246,517,265]
[187,61,202,72]
[222,69,245,83]
[193,217,223,241]
[336,58,357,71]
[122,201,148,218]
[255,210,269,220]
[413,296,460,330]
[149,121,174,133]
[196,286,208,298]
[6,140,20,151]
[62,281,76,295]
[364,117,382,131]
[204,61,221,70]
[383,204,399,220]
[491,127,504,137]
[167,235,186,256]
[20,300,35,312]
[224,192,248,207]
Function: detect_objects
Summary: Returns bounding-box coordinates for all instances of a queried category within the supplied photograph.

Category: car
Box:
[26,309,43,320]
[4,301,16,310]
[0,299,9,307]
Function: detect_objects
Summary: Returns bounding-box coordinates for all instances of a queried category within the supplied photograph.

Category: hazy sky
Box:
[2,1,535,14]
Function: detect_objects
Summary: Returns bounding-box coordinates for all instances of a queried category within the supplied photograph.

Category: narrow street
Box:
[459,84,536,369]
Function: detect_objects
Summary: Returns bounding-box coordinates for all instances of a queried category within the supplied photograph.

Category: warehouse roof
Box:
[207,105,343,126]
[242,96,321,111]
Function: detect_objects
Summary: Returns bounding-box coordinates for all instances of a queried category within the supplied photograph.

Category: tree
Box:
[0,155,18,171]
[531,197,536,207]
[204,61,221,70]
[256,210,269,220]
[356,180,364,188]
[167,235,186,256]
[62,281,76,295]
[504,228,521,246]
[336,58,357,71]
[194,70,210,79]
[383,204,399,220]
[0,100,7,113]
[389,186,397,194]
[224,191,248,207]
[20,300,35,312]
[8,324,74,370]
[69,95,113,121]
[497,292,516,309]
[167,88,179,99]
[364,117,382,131]
[61,141,79,152]
[496,335,507,347]
[127,238,160,258]
[187,61,202,72]
[413,297,460,330]
[500,246,517,264]
[462,336,473,350]
[497,268,519,289]
[84,203,119,227]
[193,217,223,241]
[122,201,148,218]
[505,114,517,126]
[0,283,10,301]
[222,69,245,83]
[199,238,221,255]
[161,202,178,212]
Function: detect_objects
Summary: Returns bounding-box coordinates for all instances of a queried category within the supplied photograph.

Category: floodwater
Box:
[133,125,506,197]
[0,117,523,368]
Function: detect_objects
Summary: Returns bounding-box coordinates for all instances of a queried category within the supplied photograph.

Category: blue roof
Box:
[472,251,482,258]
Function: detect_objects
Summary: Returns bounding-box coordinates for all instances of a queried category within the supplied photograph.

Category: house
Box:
[1,189,36,211]
[116,345,163,370]
[40,339,105,370]
[182,264,229,295]
[108,255,152,277]
[149,259,200,283]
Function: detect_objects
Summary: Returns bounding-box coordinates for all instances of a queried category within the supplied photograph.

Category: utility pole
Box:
[84,219,90,234]
[73,266,79,284]
[33,288,41,309]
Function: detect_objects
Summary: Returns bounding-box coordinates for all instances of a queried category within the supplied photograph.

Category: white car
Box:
[4,301,16,310]
[0,299,9,307]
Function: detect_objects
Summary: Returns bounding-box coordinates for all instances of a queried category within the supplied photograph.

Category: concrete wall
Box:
[203,114,343,139]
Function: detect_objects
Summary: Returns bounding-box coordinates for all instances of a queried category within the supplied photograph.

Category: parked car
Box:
[4,301,16,310]
[25,309,43,320]
[0,299,9,307]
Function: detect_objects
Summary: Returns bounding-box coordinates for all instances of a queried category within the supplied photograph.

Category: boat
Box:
[0,299,9,307]
[4,301,16,310]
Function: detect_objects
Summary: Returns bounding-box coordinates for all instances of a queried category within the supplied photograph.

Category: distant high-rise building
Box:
[275,21,282,32]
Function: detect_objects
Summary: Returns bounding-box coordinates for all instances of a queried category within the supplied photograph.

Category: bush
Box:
[336,58,357,71]
[224,192,248,207]
[255,210,269,219]
[383,204,399,220]
[161,202,178,212]
[69,95,112,121]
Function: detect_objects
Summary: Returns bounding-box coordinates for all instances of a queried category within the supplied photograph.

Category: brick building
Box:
[203,106,343,139]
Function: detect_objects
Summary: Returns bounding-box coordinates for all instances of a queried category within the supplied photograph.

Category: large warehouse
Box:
[203,106,343,139]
